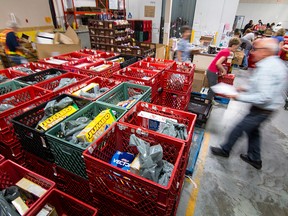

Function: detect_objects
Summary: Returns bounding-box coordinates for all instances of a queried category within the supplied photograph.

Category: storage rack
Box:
[61,0,126,28]
[88,20,134,52]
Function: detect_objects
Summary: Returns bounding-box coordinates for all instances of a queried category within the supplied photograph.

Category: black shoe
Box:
[240,154,262,170]
[210,147,229,157]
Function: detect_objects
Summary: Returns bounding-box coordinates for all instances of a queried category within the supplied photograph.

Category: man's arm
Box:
[236,68,274,105]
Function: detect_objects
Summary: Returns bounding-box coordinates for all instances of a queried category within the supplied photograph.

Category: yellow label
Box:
[77,109,116,143]
[38,104,79,131]
[72,83,99,96]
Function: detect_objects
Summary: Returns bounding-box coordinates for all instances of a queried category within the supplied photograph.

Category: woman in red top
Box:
[206,37,241,100]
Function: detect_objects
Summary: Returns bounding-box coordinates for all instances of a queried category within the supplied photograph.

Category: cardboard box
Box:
[232,51,244,65]
[156,44,166,59]
[36,26,81,59]
[192,70,206,92]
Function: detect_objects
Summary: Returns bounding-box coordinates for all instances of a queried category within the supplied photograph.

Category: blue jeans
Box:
[9,56,28,65]
[242,49,250,67]
[222,106,273,161]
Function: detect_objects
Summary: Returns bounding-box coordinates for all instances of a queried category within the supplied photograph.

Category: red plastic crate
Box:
[0,154,4,164]
[34,72,89,96]
[119,101,196,178]
[129,61,169,72]
[23,151,56,181]
[0,86,52,143]
[79,61,121,78]
[79,48,105,56]
[83,123,185,216]
[71,76,121,101]
[62,57,105,73]
[54,166,94,205]
[0,160,55,215]
[113,67,161,98]
[10,62,53,75]
[27,189,98,216]
[0,69,27,82]
[161,85,192,111]
[0,140,22,158]
[38,57,71,68]
[56,51,92,61]
[163,63,194,93]
[142,57,175,66]
[218,74,235,85]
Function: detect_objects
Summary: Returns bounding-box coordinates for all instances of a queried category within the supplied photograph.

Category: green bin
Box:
[97,82,151,110]
[46,101,126,178]
[0,80,27,96]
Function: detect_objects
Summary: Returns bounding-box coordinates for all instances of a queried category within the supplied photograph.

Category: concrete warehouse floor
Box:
[177,69,288,216]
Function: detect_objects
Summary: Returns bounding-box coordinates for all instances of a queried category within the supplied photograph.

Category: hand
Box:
[221,70,227,76]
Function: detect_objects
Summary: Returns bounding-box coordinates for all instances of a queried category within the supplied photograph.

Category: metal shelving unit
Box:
[61,0,126,28]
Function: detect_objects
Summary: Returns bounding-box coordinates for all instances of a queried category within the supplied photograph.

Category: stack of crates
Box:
[130,20,153,43]
[83,99,197,216]
[161,62,195,110]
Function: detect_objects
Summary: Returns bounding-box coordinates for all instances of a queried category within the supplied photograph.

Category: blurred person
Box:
[253,19,263,31]
[111,11,119,20]
[0,21,28,65]
[206,37,241,101]
[234,30,252,70]
[243,20,253,34]
[242,30,255,42]
[271,22,276,31]
[176,25,192,62]
[210,38,288,170]
[272,28,286,45]
[274,22,283,32]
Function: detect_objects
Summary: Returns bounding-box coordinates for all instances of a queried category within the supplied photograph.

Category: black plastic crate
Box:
[107,54,138,68]
[187,92,212,127]
[12,94,91,162]
[16,68,67,85]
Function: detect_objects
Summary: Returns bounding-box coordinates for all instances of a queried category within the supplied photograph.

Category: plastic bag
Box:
[0,104,15,112]
[57,117,91,147]
[44,97,74,117]
[0,186,21,216]
[159,120,187,140]
[158,160,174,186]
[0,75,9,83]
[53,78,77,91]
[129,134,165,183]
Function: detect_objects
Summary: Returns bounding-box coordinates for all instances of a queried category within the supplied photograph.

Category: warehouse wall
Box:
[0,0,52,29]
[236,0,288,28]
[192,0,240,44]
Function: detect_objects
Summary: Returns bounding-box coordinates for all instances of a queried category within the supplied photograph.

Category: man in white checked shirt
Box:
[210,38,288,170]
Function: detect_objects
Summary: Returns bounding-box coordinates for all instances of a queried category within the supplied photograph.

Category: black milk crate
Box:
[16,68,67,85]
[107,54,138,68]
[188,92,212,127]
[12,94,91,162]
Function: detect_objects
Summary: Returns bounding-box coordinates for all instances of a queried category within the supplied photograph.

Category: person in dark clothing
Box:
[0,22,28,65]
[243,20,253,34]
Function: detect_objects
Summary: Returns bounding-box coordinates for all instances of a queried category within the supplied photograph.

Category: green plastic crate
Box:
[45,101,127,178]
[97,82,151,110]
[0,80,27,96]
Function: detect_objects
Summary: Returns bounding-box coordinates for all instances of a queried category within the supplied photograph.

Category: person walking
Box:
[243,20,253,34]
[0,21,28,65]
[176,25,192,62]
[210,38,288,170]
[206,37,241,101]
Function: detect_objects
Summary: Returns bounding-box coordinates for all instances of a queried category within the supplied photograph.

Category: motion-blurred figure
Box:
[211,38,288,170]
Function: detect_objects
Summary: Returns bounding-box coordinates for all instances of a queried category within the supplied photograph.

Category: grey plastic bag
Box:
[0,104,15,112]
[158,160,174,186]
[159,120,187,140]
[44,96,74,117]
[54,78,77,91]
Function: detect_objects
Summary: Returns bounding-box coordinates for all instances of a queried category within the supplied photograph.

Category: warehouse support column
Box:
[163,0,173,45]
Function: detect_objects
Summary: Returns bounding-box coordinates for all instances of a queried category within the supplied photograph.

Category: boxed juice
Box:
[38,104,79,131]
[137,111,178,131]
[77,109,116,143]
